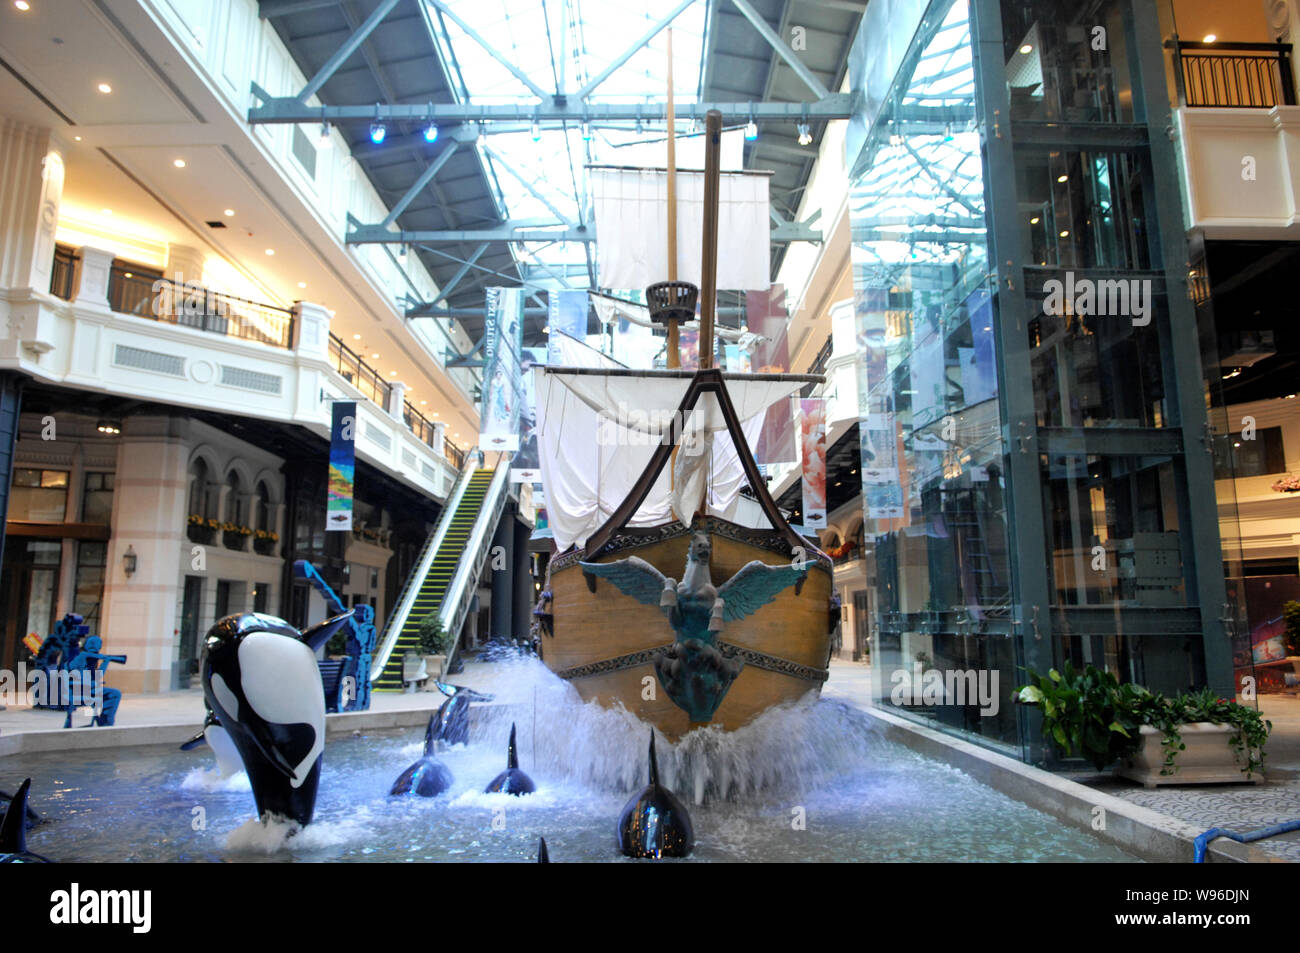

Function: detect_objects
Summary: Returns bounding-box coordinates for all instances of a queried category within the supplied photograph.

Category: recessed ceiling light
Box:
[432,412,439,417]
[97,82,112,94]
[123,272,133,278]
[73,135,82,141]
[1056,174,1067,183]
[1020,44,1033,54]
[297,281,307,289]
[352,333,361,340]
[389,370,398,376]
[101,208,111,216]
[173,158,186,168]
[1030,216,1040,224]
[1059,230,1070,237]
[15,1,32,11]
[419,400,427,405]
[371,353,379,359]
[264,248,275,256]
[1203,34,1217,43]
[223,208,234,217]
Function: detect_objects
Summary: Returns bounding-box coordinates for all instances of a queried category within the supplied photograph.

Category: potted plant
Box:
[253,528,278,556]
[221,521,252,550]
[416,613,450,685]
[1016,662,1271,787]
[187,514,217,545]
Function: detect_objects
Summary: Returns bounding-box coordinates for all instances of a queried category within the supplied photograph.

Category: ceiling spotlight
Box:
[581,121,593,141]
[1020,44,1033,54]
[1030,216,1040,224]
[97,82,112,94]
[371,353,380,359]
[353,333,361,340]
[73,136,82,141]
[173,158,186,168]
[297,281,307,289]
[1059,230,1070,238]
[423,122,438,143]
[1056,174,1068,183]
[797,122,812,146]
[369,121,387,145]
[635,117,644,135]
[477,123,487,146]
[1203,34,1217,43]
[389,370,398,376]
[420,400,428,405]
[531,118,541,141]
[96,419,121,435]
[224,208,235,216]
[398,244,407,262]
[318,123,331,148]
[265,248,275,256]
[15,1,32,10]
[744,120,758,141]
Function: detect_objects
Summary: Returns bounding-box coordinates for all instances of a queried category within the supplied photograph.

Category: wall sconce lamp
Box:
[123,545,138,578]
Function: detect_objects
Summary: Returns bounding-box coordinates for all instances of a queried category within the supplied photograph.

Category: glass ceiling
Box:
[424,0,711,292]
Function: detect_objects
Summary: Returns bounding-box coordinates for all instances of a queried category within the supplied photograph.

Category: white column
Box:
[0,120,65,294]
[165,243,205,289]
[1267,1,1300,91]
[432,421,446,457]
[99,416,190,693]
[388,380,407,420]
[291,300,333,361]
[73,246,115,310]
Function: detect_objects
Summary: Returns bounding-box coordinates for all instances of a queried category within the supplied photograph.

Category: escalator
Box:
[371,458,509,691]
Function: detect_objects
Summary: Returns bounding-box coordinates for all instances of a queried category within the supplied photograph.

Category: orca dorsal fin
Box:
[423,712,439,755]
[507,723,519,770]
[0,778,30,855]
[647,730,660,786]
[537,837,549,863]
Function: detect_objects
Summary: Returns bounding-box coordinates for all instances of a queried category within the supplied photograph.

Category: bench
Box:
[403,654,428,693]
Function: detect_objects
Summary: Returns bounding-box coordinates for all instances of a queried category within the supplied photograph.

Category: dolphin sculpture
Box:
[0,780,52,863]
[617,731,694,859]
[389,713,455,797]
[201,613,326,827]
[484,723,536,795]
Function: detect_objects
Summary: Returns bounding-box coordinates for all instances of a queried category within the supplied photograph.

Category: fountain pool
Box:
[1,658,1141,863]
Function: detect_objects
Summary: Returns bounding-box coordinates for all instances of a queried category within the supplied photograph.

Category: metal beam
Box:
[260,0,340,17]
[430,243,490,306]
[483,146,575,227]
[296,0,401,102]
[575,0,698,100]
[727,0,830,100]
[380,140,461,227]
[427,0,551,100]
[250,93,856,124]
[350,220,822,243]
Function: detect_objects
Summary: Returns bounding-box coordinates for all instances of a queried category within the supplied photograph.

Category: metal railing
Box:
[801,333,834,398]
[328,333,393,408]
[49,245,77,301]
[107,269,295,348]
[1170,40,1297,108]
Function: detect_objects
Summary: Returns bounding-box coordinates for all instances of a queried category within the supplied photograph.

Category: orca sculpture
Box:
[484,723,536,795]
[429,681,493,747]
[0,780,51,863]
[537,837,549,863]
[389,713,455,797]
[0,786,43,830]
[617,731,694,859]
[201,613,326,827]
[180,707,245,778]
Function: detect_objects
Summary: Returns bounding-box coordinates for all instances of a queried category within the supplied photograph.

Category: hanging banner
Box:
[748,285,796,464]
[547,290,589,365]
[678,326,700,370]
[800,398,827,529]
[480,287,524,452]
[723,343,751,374]
[511,347,546,483]
[327,400,357,531]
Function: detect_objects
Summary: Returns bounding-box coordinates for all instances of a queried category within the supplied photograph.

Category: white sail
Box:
[535,367,811,551]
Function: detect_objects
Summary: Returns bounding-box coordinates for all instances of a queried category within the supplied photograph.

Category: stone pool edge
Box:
[862,705,1281,864]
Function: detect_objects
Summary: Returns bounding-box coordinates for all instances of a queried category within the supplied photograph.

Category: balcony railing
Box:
[328,333,393,408]
[107,268,295,348]
[49,244,77,301]
[1170,40,1297,108]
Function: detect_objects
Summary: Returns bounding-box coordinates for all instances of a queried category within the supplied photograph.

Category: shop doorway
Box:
[0,538,62,670]
[177,575,204,688]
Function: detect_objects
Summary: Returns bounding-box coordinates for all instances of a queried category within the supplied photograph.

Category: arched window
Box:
[189,458,215,518]
[255,480,271,531]
[226,471,244,526]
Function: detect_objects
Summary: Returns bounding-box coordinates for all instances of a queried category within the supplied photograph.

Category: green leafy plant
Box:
[1015,662,1271,777]
[416,613,450,655]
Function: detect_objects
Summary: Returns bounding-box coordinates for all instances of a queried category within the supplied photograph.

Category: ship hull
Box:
[542,517,835,739]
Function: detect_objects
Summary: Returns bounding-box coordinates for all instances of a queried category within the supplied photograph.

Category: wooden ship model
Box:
[533,111,838,739]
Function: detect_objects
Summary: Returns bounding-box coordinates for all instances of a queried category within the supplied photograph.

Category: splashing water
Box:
[0,656,1142,862]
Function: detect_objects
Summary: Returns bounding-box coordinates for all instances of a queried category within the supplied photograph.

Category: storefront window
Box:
[74,541,107,624]
[81,471,115,524]
[10,468,69,522]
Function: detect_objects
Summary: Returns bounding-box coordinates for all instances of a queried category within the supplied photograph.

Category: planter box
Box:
[1115,723,1262,788]
[223,531,249,551]
[253,538,277,556]
[187,524,216,545]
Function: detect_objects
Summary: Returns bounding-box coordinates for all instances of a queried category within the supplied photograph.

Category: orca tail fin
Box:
[506,723,519,770]
[0,778,30,855]
[647,730,660,786]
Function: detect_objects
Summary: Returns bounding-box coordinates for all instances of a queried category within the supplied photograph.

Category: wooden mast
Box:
[665,28,680,370]
[698,109,722,370]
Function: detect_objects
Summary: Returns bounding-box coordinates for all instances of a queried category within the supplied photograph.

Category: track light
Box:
[478,123,487,146]
[581,121,593,141]
[531,118,541,141]
[744,119,758,141]
[398,244,407,262]
[318,123,331,148]
[96,419,122,435]
[635,117,644,135]
[423,122,438,142]
[797,122,812,146]
[369,121,387,145]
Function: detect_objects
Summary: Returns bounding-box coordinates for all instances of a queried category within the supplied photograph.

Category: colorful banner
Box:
[511,347,546,483]
[800,398,827,529]
[480,287,525,452]
[678,326,700,370]
[723,343,751,374]
[547,290,589,365]
[327,400,357,531]
[748,285,796,464]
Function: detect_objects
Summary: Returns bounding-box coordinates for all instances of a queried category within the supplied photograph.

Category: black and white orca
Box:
[536,837,549,863]
[617,731,694,859]
[0,779,52,863]
[389,713,455,797]
[430,680,493,747]
[484,723,536,796]
[180,707,245,778]
[201,613,326,827]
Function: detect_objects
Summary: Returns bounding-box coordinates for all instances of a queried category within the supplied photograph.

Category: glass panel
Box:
[74,541,107,625]
[82,471,115,525]
[10,468,69,522]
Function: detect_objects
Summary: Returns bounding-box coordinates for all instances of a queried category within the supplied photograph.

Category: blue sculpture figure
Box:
[201,613,326,827]
[580,531,806,722]
[62,636,127,728]
[31,614,88,709]
[293,560,376,712]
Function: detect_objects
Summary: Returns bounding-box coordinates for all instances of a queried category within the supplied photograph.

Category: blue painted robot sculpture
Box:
[200,613,326,827]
